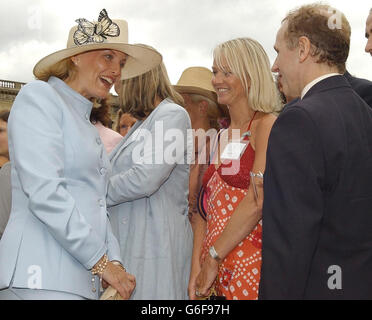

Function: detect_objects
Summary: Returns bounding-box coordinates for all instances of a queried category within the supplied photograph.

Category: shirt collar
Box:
[301,73,341,99]
[48,76,93,107]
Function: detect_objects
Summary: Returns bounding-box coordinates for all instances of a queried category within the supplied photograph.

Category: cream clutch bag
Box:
[99,286,124,300]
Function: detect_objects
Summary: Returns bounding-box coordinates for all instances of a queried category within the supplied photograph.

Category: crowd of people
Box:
[0,3,372,300]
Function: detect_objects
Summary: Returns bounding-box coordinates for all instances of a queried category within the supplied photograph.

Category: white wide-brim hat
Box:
[174,66,229,117]
[33,10,162,80]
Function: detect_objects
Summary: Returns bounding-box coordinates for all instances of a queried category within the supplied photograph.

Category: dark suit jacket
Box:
[259,75,372,299]
[344,71,372,108]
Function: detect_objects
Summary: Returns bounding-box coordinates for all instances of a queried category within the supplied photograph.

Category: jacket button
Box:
[98,199,105,207]
[96,138,102,145]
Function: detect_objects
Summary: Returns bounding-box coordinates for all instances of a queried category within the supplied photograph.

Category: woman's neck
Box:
[228,101,256,129]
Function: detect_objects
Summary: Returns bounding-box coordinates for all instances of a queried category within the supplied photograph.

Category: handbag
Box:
[196,287,226,300]
[196,130,223,221]
[196,184,208,221]
[99,286,124,300]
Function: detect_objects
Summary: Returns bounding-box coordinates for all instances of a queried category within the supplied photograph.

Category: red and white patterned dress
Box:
[201,115,262,300]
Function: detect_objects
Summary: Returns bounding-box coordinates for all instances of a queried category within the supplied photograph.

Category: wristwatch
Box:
[209,246,222,263]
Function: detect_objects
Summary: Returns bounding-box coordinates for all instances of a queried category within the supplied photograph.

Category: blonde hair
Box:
[214,37,282,113]
[115,109,124,132]
[35,57,78,82]
[120,59,184,119]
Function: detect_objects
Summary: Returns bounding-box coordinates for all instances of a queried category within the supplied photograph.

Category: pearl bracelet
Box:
[91,254,108,293]
[91,254,108,276]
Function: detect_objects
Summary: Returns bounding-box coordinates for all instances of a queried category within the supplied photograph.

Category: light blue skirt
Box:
[0,288,86,300]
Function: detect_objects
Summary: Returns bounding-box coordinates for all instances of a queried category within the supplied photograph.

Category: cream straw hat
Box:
[33,9,162,80]
[174,66,228,117]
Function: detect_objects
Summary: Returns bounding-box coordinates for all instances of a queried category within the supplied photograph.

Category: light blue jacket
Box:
[107,99,193,299]
[0,77,122,299]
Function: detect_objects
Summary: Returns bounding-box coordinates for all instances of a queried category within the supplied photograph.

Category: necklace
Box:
[229,116,254,140]
[228,112,256,140]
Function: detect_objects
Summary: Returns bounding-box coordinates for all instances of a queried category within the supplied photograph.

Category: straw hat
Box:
[174,67,228,117]
[33,9,162,80]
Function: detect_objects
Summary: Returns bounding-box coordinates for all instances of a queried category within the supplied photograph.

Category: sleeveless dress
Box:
[201,113,262,300]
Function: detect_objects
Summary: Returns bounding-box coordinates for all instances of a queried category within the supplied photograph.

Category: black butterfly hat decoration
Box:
[74,9,120,46]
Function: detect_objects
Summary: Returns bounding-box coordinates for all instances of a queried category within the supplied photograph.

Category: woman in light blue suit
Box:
[0,10,161,300]
[108,48,193,299]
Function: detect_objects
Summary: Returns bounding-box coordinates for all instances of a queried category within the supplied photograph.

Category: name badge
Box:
[220,141,248,160]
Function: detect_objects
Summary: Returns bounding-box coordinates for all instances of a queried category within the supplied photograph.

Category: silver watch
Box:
[209,246,222,263]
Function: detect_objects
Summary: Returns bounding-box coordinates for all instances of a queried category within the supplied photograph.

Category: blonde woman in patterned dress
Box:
[191,38,282,300]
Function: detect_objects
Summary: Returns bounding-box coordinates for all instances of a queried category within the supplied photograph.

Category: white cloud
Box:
[0,40,61,83]
[1,0,371,84]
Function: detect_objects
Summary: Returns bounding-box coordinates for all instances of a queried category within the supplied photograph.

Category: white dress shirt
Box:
[301,73,341,99]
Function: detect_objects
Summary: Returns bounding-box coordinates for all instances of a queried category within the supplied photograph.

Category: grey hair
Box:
[188,93,222,129]
[189,94,218,112]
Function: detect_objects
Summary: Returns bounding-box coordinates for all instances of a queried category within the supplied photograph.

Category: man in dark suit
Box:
[259,3,372,299]
[340,9,372,110]
[278,71,372,109]
[365,8,372,56]
[344,71,372,108]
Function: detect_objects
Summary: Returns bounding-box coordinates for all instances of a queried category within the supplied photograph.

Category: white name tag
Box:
[220,141,248,160]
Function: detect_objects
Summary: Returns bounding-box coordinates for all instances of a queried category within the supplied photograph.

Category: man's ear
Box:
[298,36,311,63]
[198,100,209,116]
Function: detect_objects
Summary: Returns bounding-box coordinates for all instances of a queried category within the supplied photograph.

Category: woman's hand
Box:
[195,255,219,298]
[188,263,202,300]
[101,262,136,299]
